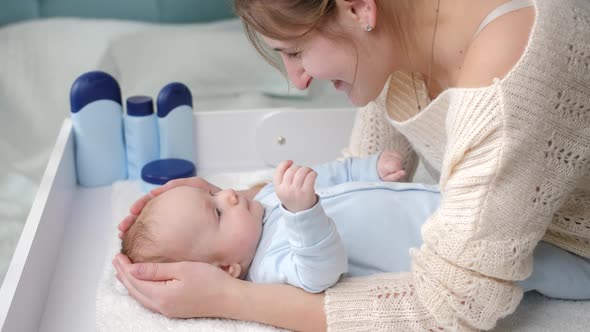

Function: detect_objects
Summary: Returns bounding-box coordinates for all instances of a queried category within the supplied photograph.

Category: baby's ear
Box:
[219,263,242,278]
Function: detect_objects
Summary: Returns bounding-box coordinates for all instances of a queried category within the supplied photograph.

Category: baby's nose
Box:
[223,189,238,205]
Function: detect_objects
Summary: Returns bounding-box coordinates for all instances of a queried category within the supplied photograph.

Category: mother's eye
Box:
[286,51,301,58]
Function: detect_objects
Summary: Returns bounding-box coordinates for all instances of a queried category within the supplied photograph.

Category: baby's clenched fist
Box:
[377,151,406,182]
[273,160,318,212]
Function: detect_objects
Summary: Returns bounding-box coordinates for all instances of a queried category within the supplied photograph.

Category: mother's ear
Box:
[336,0,377,32]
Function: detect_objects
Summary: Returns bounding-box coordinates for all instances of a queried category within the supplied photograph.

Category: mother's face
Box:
[261,13,393,107]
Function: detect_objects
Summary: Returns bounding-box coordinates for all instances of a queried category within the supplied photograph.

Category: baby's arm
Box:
[312,151,405,188]
[274,202,347,293]
[270,160,348,293]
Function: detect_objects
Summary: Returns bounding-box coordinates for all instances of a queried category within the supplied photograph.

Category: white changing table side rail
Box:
[194,108,358,173]
[0,119,77,332]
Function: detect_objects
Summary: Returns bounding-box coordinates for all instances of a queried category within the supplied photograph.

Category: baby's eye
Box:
[215,208,222,218]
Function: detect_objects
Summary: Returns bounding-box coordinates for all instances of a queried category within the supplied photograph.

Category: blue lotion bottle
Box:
[70,71,127,187]
[157,83,195,163]
[124,96,159,180]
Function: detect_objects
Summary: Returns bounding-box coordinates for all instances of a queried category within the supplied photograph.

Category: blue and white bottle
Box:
[70,71,127,187]
[124,96,159,180]
[157,82,195,163]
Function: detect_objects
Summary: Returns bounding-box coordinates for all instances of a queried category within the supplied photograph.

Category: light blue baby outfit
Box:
[247,154,590,298]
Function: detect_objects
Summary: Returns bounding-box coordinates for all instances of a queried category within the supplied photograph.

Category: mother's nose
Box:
[284,59,313,90]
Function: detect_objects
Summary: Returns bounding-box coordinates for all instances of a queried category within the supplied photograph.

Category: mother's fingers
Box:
[129,193,153,216]
[113,258,161,314]
[118,215,136,232]
[115,254,181,301]
[115,254,178,282]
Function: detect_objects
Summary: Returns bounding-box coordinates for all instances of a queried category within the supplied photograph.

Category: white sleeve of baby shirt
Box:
[270,202,348,293]
[312,152,381,188]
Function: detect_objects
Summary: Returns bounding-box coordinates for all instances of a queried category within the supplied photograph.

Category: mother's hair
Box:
[233,0,419,71]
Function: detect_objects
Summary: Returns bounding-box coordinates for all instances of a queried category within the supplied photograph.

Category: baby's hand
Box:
[377,151,406,182]
[273,160,318,213]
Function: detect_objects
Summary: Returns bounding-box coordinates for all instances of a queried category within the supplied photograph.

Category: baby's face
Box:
[149,186,264,274]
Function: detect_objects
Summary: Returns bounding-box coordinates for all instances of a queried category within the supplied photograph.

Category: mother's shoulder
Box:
[456,7,535,89]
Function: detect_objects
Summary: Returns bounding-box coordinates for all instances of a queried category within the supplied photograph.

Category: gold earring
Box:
[366,25,372,32]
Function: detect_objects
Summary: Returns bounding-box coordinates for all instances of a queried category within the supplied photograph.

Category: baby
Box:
[121,151,443,292]
[120,152,590,298]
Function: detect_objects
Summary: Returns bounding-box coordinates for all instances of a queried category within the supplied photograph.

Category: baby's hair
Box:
[120,198,174,263]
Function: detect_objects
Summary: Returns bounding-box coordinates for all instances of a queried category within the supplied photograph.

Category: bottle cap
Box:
[141,158,196,186]
[157,82,193,118]
[126,96,154,116]
[70,71,122,113]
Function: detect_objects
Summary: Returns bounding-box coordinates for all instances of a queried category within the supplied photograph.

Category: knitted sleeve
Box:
[343,87,419,181]
[325,83,580,331]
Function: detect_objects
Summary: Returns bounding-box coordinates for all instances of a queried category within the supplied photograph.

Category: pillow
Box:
[98,18,308,103]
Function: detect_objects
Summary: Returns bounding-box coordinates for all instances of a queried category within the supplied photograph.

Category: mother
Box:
[114,0,590,330]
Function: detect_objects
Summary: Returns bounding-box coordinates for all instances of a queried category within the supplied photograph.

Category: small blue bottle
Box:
[124,96,159,180]
[70,71,127,187]
[157,83,195,163]
[141,159,196,193]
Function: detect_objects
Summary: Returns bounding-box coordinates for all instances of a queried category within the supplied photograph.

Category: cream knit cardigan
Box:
[325,0,590,330]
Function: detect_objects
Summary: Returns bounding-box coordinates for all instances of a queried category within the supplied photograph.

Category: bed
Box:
[0,1,589,331]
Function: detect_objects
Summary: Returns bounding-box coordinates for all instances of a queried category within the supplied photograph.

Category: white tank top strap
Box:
[472,0,535,41]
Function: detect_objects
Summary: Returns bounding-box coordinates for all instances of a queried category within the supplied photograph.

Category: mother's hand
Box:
[113,254,234,318]
[114,254,327,330]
